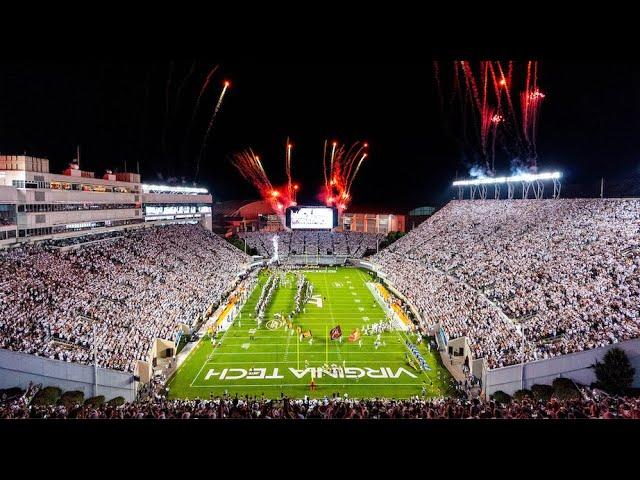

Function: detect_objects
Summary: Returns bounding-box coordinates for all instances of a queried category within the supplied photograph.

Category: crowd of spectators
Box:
[239,231,384,258]
[0,224,249,372]
[39,230,124,249]
[2,388,639,419]
[373,199,640,368]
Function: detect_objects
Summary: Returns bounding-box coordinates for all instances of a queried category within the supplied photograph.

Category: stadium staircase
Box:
[439,351,466,381]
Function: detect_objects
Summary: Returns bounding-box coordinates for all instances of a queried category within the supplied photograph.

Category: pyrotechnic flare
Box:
[520,61,544,164]
[233,138,367,219]
[196,80,231,179]
[322,140,369,211]
[496,61,517,128]
[433,60,444,112]
[435,60,545,174]
[191,65,220,123]
[347,153,367,193]
[322,139,328,187]
[494,60,523,160]
[285,138,293,199]
[181,64,219,165]
[330,141,337,176]
[231,145,298,216]
[232,149,274,196]
[174,60,197,115]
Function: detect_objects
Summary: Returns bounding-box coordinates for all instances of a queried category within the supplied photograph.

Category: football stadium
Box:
[167,267,454,400]
[1,61,640,420]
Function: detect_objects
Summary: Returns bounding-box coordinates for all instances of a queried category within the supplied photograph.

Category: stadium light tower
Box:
[453,171,562,200]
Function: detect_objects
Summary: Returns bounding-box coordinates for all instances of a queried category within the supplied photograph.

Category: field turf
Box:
[167,267,454,400]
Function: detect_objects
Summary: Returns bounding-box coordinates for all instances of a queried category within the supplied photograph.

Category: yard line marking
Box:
[355,268,433,384]
[202,360,412,365]
[323,269,346,367]
[189,383,422,388]
[189,316,235,386]
[203,351,410,355]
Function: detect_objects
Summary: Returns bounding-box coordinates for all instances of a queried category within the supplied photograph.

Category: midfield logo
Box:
[203,367,417,381]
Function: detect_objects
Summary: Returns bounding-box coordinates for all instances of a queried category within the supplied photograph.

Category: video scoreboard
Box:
[285,206,338,230]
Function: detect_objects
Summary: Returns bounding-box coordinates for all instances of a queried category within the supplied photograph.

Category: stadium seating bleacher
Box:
[373,199,640,368]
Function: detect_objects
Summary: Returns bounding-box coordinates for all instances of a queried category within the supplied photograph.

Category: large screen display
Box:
[286,206,337,230]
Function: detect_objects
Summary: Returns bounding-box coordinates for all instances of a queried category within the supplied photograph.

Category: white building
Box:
[0,155,212,247]
[0,183,18,244]
[141,184,213,231]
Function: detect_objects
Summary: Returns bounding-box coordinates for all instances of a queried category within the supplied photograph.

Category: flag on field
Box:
[348,329,361,342]
[330,325,342,340]
[302,330,312,338]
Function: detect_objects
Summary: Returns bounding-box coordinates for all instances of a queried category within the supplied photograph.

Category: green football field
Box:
[167,266,454,400]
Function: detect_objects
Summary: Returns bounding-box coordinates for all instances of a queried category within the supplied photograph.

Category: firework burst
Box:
[196,80,231,179]
[321,140,369,212]
[231,144,298,217]
[232,139,368,220]
[181,64,219,165]
[435,60,545,175]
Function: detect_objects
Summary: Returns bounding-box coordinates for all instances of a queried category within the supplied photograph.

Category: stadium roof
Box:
[210,199,275,218]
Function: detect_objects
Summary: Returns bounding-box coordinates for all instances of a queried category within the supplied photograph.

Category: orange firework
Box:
[231,143,298,216]
[321,140,369,211]
[198,79,231,169]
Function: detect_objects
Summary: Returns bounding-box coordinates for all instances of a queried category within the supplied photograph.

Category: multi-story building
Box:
[141,184,213,231]
[0,183,18,246]
[338,206,406,234]
[0,154,213,246]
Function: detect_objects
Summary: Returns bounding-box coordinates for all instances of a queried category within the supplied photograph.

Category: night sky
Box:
[2,61,640,210]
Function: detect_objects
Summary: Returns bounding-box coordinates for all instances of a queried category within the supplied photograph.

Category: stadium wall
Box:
[0,348,137,402]
[286,254,349,266]
[484,338,640,396]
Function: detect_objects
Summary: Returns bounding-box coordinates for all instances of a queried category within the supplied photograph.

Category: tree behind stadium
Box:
[591,348,636,395]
